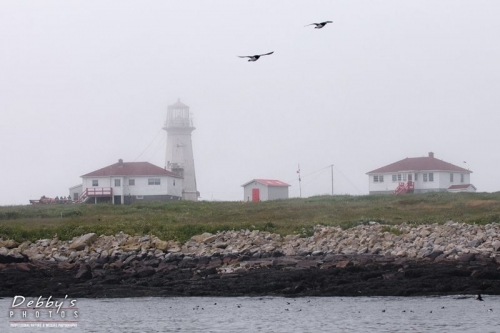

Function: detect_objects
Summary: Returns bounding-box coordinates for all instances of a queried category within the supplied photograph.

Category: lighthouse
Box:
[163,99,198,201]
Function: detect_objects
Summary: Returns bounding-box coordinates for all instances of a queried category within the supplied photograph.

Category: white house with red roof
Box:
[242,179,291,201]
[366,152,475,194]
[70,159,183,204]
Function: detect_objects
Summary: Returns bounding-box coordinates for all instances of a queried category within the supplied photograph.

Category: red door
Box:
[252,188,260,201]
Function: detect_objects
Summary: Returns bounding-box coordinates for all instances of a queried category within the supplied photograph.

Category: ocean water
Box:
[1,295,498,332]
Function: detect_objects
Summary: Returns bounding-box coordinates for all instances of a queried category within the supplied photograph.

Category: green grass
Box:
[1,192,500,243]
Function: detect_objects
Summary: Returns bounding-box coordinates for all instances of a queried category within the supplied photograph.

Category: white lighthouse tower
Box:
[163,99,198,201]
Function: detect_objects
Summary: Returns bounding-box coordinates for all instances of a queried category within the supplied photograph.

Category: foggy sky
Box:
[1,1,499,205]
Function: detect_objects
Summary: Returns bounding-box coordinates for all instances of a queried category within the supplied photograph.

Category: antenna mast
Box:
[297,164,302,197]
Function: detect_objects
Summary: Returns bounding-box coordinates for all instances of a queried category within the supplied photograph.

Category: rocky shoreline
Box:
[1,221,499,297]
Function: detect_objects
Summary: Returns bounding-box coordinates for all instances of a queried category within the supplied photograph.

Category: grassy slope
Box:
[1,192,500,243]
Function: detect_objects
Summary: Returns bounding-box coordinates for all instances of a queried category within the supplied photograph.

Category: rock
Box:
[202,235,218,244]
[135,267,156,278]
[75,264,92,280]
[191,233,213,243]
[492,241,500,252]
[121,244,141,252]
[153,239,169,251]
[0,240,19,249]
[167,246,181,253]
[458,253,476,262]
[0,252,28,264]
[425,250,444,260]
[336,260,351,268]
[420,229,431,237]
[70,233,98,251]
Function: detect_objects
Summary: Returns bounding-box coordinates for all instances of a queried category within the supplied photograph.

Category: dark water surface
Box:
[2,295,498,332]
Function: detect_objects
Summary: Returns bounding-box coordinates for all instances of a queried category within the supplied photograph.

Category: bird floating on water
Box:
[304,21,333,29]
[238,51,274,62]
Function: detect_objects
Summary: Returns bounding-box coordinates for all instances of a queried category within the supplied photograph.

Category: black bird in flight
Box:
[238,51,274,62]
[305,21,333,29]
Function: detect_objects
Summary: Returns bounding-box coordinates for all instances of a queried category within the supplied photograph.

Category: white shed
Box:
[241,179,290,202]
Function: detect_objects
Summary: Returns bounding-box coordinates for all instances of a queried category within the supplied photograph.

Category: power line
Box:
[147,135,167,162]
[134,129,163,161]
[286,164,331,184]
[333,165,363,194]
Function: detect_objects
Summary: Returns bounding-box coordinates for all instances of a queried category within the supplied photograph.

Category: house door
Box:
[113,196,121,205]
[252,188,260,202]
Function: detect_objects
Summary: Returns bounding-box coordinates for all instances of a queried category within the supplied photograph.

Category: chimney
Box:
[428,152,434,158]
[118,159,123,166]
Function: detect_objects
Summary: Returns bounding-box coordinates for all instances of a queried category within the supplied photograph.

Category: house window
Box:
[136,195,144,199]
[73,193,79,201]
[392,175,397,182]
[114,179,121,187]
[148,178,160,185]
[408,174,413,181]
[423,173,428,182]
[415,173,418,181]
[379,175,384,183]
[397,174,402,182]
[403,174,407,181]
[460,174,464,183]
[450,173,454,182]
[173,179,176,186]
[129,179,135,186]
[374,175,379,183]
[429,173,434,182]
[92,180,99,187]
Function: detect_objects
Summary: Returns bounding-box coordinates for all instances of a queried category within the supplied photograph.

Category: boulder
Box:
[75,264,92,280]
[0,252,28,264]
[458,253,476,262]
[191,233,214,243]
[0,239,19,249]
[69,233,98,251]
[153,239,169,251]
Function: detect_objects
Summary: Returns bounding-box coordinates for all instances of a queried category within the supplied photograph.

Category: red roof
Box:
[241,179,290,187]
[448,184,476,190]
[367,154,471,174]
[82,160,182,178]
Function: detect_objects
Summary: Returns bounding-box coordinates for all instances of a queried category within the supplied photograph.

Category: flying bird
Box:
[238,51,274,62]
[305,21,333,29]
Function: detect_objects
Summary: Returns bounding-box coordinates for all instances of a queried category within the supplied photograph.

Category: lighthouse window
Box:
[148,178,161,185]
